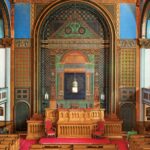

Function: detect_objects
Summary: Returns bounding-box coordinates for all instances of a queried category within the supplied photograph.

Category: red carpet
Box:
[39,137,110,144]
[111,139,129,150]
[20,138,37,150]
[20,137,129,150]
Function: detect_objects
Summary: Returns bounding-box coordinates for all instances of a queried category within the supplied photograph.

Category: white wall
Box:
[140,49,150,88]
[0,48,10,121]
[144,49,150,88]
[6,48,10,121]
[140,48,150,121]
[0,48,6,88]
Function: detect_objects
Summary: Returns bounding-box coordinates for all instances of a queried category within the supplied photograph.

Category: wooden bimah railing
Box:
[26,109,123,139]
[26,114,45,140]
[57,108,104,138]
[104,121,123,137]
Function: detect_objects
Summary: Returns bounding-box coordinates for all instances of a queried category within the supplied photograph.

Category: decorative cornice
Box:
[119,39,136,48]
[0,38,12,47]
[138,39,150,48]
[13,0,55,3]
[11,0,137,3]
[41,39,109,49]
[13,0,137,3]
[15,39,31,48]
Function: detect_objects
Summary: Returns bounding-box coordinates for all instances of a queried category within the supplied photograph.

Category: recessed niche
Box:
[64,73,85,99]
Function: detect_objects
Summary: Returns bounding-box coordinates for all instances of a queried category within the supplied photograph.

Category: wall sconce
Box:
[45,92,49,100]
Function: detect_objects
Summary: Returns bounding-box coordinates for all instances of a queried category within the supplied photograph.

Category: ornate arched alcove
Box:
[33,0,116,114]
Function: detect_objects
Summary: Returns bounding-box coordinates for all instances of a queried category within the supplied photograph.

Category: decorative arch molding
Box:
[0,0,10,38]
[32,0,116,114]
[61,51,89,64]
[15,100,31,109]
[141,0,150,38]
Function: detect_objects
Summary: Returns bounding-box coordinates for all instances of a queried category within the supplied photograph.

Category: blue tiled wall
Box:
[120,4,136,39]
[14,3,30,38]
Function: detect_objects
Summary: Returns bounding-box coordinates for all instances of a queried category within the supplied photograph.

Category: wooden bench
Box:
[0,144,9,150]
[103,144,117,150]
[30,143,118,150]
[129,134,150,150]
[73,144,117,150]
[30,144,72,150]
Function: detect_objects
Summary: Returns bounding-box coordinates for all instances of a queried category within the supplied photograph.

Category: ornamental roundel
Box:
[65,26,72,34]
[78,27,85,34]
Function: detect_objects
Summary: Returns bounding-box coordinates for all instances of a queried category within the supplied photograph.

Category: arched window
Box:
[146,10,150,38]
[0,9,4,38]
[0,9,5,88]
[0,1,10,122]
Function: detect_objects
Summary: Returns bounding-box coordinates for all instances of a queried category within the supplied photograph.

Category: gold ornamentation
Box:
[15,49,31,87]
[116,3,120,38]
[0,38,12,47]
[30,4,35,33]
[138,39,150,48]
[119,49,136,87]
[41,39,109,50]
[119,40,136,48]
[15,39,31,48]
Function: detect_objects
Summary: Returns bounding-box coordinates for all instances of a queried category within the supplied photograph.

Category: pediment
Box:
[50,19,100,39]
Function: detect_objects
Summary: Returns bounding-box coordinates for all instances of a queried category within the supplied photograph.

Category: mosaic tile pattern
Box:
[15,49,31,87]
[119,49,136,87]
